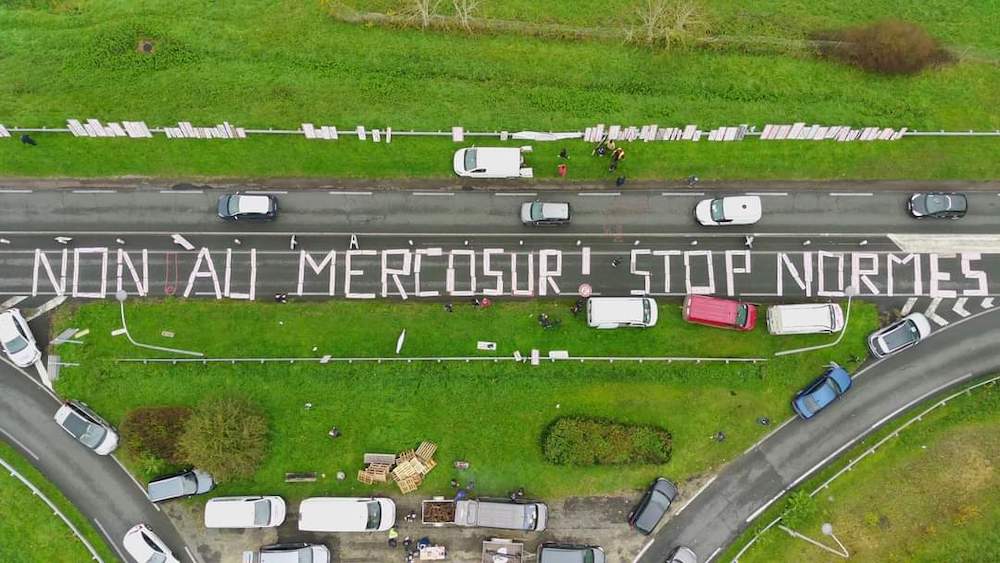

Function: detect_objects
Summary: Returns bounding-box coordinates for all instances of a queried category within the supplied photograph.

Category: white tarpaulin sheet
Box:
[510,131,583,141]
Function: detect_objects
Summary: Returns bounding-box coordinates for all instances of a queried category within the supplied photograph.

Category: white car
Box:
[53,401,119,455]
[453,146,533,178]
[0,308,41,367]
[204,496,286,528]
[867,312,932,358]
[259,543,331,563]
[520,201,571,226]
[694,196,762,226]
[298,497,396,532]
[122,523,179,563]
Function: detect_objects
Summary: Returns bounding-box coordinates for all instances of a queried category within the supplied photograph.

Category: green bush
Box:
[177,396,269,483]
[120,406,192,466]
[542,417,672,465]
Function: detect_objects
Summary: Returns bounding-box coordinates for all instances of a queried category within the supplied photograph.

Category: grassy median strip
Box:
[0,442,117,563]
[725,380,1000,563]
[1,0,998,180]
[53,299,875,499]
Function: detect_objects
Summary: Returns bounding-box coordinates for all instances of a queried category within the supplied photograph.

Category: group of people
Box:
[592,137,626,172]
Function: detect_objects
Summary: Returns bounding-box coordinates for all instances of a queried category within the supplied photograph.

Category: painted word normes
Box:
[30,248,994,300]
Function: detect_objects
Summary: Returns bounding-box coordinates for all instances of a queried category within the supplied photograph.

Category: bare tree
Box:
[403,0,442,29]
[627,0,707,48]
[452,0,481,33]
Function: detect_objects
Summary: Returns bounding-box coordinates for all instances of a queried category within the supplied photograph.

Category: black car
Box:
[628,477,678,535]
[217,193,279,221]
[907,192,967,219]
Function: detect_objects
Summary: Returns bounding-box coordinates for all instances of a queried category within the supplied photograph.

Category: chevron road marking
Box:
[924,298,949,327]
[25,296,67,321]
[952,298,971,317]
[1,295,28,308]
[983,298,995,309]
[899,297,918,316]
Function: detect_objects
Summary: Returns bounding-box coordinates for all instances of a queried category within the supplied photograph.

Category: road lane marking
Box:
[159,189,203,194]
[1,295,28,308]
[706,547,722,563]
[244,190,287,195]
[0,189,33,194]
[899,297,918,316]
[632,538,655,563]
[983,298,995,309]
[496,192,536,197]
[577,192,620,196]
[746,490,786,523]
[952,298,971,317]
[112,454,155,500]
[924,297,948,326]
[70,189,116,194]
[328,191,372,196]
[94,518,129,562]
[743,415,796,454]
[673,475,717,515]
[830,192,873,197]
[746,192,787,196]
[185,546,199,563]
[25,296,67,321]
[661,192,704,196]
[413,192,455,196]
[0,427,40,460]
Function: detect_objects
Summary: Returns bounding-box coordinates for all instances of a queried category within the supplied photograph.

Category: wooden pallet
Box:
[396,474,423,494]
[357,469,376,485]
[416,441,437,461]
[420,457,437,475]
[368,463,392,483]
[364,453,397,465]
[392,460,420,481]
[396,449,417,465]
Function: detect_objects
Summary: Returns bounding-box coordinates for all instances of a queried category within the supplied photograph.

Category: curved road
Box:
[639,306,1000,563]
[0,358,194,563]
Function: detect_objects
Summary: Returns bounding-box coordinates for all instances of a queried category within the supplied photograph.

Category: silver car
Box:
[53,400,119,455]
[259,543,330,563]
[538,543,606,563]
[147,469,215,503]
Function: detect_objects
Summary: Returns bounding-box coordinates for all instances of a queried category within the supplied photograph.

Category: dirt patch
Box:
[136,38,157,54]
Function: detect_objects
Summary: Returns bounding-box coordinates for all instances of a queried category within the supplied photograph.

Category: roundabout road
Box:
[638,306,1000,563]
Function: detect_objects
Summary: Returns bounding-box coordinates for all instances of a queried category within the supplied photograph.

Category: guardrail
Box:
[730,373,1000,562]
[0,455,105,562]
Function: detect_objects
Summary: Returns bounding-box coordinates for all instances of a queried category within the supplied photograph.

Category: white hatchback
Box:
[695,196,762,226]
[123,523,179,563]
[0,308,41,367]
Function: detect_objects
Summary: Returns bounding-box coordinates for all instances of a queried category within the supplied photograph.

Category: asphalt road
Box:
[638,306,1000,563]
[0,358,194,563]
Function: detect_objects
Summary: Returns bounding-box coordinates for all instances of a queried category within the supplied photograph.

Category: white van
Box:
[298,497,396,532]
[587,297,658,329]
[204,496,286,528]
[766,303,844,335]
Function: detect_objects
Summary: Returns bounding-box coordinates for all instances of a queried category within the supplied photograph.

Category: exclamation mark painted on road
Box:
[582,247,591,275]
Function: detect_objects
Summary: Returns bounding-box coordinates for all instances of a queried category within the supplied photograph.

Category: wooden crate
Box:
[368,463,392,483]
[357,470,375,485]
[416,441,437,461]
[396,474,422,494]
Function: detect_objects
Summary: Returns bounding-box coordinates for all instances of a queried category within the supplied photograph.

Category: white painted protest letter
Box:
[72,247,109,299]
[630,249,651,295]
[538,250,562,296]
[32,249,68,297]
[116,249,149,297]
[581,246,591,275]
[223,248,257,300]
[482,248,505,296]
[381,249,412,299]
[653,250,681,293]
[887,254,922,296]
[414,248,442,297]
[297,250,337,296]
[961,253,988,296]
[684,251,715,295]
[928,254,957,298]
[447,249,477,296]
[817,251,845,297]
[511,252,535,296]
[725,250,751,297]
[183,248,222,299]
[344,250,376,299]
[777,252,813,297]
[851,253,880,295]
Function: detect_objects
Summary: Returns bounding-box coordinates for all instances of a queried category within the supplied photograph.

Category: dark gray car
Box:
[147,468,215,502]
[907,192,967,219]
[628,477,678,535]
[538,543,605,563]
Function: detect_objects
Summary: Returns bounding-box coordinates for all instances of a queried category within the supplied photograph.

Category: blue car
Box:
[792,366,852,419]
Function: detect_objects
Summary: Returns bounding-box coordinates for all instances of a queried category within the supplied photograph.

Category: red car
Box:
[682,295,757,331]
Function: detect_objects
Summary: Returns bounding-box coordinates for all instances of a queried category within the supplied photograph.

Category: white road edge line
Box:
[70,189,117,194]
[746,490,786,523]
[327,191,372,196]
[94,517,129,562]
[185,546,199,563]
[496,192,536,197]
[746,192,788,196]
[413,192,455,196]
[632,538,655,563]
[829,192,873,196]
[0,426,40,460]
[661,192,704,196]
[159,190,203,194]
[743,415,796,454]
[112,454,154,500]
[0,189,33,194]
[578,192,621,196]
[674,475,718,515]
[244,190,288,194]
[705,546,722,563]
[0,355,60,400]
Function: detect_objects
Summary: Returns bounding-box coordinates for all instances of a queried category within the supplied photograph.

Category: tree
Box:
[404,0,442,29]
[121,406,192,466]
[177,396,268,482]
[451,0,481,33]
[627,0,708,49]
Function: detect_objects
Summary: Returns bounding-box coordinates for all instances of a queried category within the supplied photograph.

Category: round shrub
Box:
[177,396,268,482]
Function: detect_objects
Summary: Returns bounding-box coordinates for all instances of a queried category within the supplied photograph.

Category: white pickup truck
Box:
[422,497,547,532]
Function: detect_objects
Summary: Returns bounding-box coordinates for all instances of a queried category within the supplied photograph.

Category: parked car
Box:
[767,303,844,335]
[792,365,853,419]
[422,497,547,531]
[257,543,330,563]
[538,543,606,563]
[867,313,932,358]
[587,297,658,329]
[298,497,396,532]
[53,401,119,455]
[204,496,286,528]
[122,523,179,563]
[521,201,571,226]
[666,546,698,563]
[694,196,762,226]
[628,477,678,535]
[147,469,214,503]
[217,193,279,221]
[907,192,967,219]
[453,146,533,178]
[683,295,757,331]
[0,308,41,367]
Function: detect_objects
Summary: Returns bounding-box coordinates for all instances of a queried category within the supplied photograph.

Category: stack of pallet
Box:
[357,441,438,494]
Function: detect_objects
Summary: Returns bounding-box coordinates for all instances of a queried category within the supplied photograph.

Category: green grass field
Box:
[728,382,1000,562]
[0,0,997,180]
[53,299,876,500]
[0,442,117,563]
